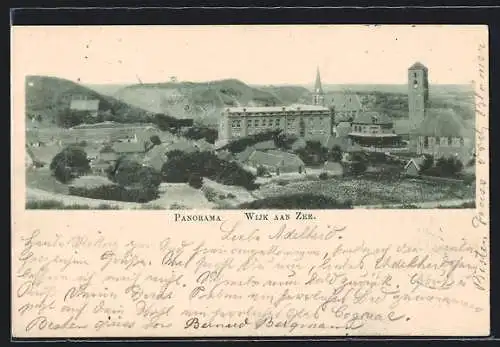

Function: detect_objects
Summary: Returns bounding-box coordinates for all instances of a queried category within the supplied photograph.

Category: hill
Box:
[112,79,308,127]
[26,75,151,128]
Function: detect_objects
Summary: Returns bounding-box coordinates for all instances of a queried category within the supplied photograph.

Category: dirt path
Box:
[26,183,216,209]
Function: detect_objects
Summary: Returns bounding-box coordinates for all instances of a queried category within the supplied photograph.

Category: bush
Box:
[161,151,257,190]
[222,130,282,153]
[319,172,329,180]
[329,145,343,162]
[150,135,161,146]
[256,165,269,177]
[184,126,218,144]
[203,188,218,202]
[188,173,203,189]
[114,160,161,189]
[69,184,159,203]
[424,157,464,178]
[50,146,91,183]
[419,154,434,173]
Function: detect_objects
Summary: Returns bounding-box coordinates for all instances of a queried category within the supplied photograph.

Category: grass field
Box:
[256,175,475,206]
[26,168,69,194]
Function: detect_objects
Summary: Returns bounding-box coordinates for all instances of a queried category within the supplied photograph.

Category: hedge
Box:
[69,183,158,203]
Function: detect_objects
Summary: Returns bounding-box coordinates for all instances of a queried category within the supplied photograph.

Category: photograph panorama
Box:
[23,25,478,210]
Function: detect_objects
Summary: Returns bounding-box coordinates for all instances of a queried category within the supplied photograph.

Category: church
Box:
[407,62,471,161]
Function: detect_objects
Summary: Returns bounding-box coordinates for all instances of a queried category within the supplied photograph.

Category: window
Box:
[424,136,429,149]
[275,119,280,126]
[413,72,417,78]
[255,119,260,127]
[232,120,237,127]
[448,136,452,146]
[460,138,464,146]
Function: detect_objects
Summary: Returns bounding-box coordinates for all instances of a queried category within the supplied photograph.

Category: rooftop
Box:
[112,141,146,154]
[353,111,393,125]
[70,99,100,111]
[328,92,363,111]
[416,108,467,137]
[224,103,329,115]
[409,62,428,71]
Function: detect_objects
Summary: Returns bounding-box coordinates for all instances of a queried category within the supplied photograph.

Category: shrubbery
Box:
[294,141,329,166]
[161,151,257,190]
[329,145,343,162]
[69,183,159,203]
[183,126,218,144]
[319,172,329,180]
[239,193,352,209]
[422,156,464,178]
[71,158,163,203]
[188,173,204,189]
[222,130,281,153]
[50,146,90,183]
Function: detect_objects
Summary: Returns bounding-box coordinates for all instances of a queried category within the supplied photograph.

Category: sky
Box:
[12,25,487,86]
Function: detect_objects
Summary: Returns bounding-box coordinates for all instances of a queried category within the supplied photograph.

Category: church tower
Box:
[312,67,325,106]
[408,62,429,151]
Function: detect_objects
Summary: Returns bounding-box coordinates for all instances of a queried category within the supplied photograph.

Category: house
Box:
[112,141,147,155]
[91,158,114,175]
[98,144,119,162]
[70,99,100,118]
[323,161,344,176]
[246,150,305,175]
[413,108,470,162]
[404,157,425,177]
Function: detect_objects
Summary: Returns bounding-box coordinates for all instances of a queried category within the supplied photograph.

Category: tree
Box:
[50,146,90,182]
[433,156,463,177]
[188,173,203,189]
[150,135,161,146]
[114,159,161,189]
[329,145,343,162]
[419,154,434,174]
[350,152,368,175]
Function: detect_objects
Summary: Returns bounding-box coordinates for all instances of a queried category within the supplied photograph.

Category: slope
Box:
[113,79,297,127]
[26,75,150,128]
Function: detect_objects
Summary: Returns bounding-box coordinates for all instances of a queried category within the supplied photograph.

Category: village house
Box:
[70,98,100,118]
[347,111,404,153]
[404,157,425,177]
[414,108,470,161]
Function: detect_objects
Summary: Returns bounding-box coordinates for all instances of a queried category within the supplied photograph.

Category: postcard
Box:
[11,24,489,338]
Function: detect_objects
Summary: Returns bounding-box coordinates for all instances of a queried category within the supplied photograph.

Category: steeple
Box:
[314,67,324,94]
[312,67,325,106]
